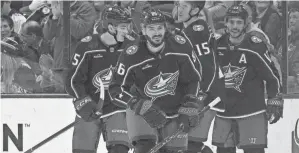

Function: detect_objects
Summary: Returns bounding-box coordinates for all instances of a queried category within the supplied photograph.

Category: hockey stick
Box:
[147,97,221,153]
[24,79,106,153]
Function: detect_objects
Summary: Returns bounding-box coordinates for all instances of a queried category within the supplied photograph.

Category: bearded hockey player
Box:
[108,8,205,153]
[175,1,226,153]
[65,5,136,153]
[212,5,283,153]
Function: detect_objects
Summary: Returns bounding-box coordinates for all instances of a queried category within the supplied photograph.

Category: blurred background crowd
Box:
[1,0,299,94]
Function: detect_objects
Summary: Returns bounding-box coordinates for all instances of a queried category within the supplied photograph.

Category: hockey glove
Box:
[73,96,102,122]
[128,97,167,129]
[266,95,284,124]
[178,93,206,133]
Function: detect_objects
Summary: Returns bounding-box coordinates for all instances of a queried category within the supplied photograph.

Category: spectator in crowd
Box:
[1,0,26,33]
[20,21,55,83]
[1,15,37,93]
[43,0,97,93]
[19,0,48,14]
[90,1,106,34]
[205,1,234,31]
[252,1,282,49]
[19,20,58,93]
[288,8,299,93]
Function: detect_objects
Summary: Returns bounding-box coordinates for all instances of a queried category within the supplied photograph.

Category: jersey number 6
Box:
[117,63,126,75]
[195,42,210,56]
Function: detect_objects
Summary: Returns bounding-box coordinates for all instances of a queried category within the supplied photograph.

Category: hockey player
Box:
[109,8,205,153]
[212,5,283,153]
[175,1,226,152]
[65,5,135,153]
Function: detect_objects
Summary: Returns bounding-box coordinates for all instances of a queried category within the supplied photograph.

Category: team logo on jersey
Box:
[144,71,179,101]
[193,25,204,31]
[251,36,262,43]
[92,65,115,92]
[126,45,138,55]
[223,63,247,92]
[174,35,186,44]
[81,36,92,42]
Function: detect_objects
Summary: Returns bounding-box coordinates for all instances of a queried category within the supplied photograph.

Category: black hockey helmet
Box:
[142,8,166,26]
[174,0,206,11]
[187,1,206,11]
[101,5,132,28]
[225,4,249,23]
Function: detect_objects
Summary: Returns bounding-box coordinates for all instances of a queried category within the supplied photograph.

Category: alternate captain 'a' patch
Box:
[126,45,138,55]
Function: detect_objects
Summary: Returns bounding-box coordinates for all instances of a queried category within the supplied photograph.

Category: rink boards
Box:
[1,98,299,153]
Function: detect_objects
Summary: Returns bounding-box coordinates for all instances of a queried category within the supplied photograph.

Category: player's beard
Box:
[146,34,165,47]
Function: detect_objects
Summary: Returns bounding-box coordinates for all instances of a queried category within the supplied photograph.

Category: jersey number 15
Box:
[195,42,210,56]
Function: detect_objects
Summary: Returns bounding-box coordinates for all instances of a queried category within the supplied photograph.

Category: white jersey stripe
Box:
[70,50,106,98]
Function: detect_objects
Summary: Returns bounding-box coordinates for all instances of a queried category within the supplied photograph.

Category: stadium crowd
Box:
[1,0,299,94]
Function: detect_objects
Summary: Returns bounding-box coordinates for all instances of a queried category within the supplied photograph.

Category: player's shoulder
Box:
[244,33,268,54]
[77,35,105,53]
[165,32,188,46]
[189,19,208,32]
[216,33,229,47]
[122,38,141,58]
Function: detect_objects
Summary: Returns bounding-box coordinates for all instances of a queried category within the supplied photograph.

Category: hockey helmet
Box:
[225,4,249,23]
[142,8,166,26]
[101,5,132,28]
[186,1,206,11]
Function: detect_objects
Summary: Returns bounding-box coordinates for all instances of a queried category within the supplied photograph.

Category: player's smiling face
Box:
[226,17,245,38]
[115,23,130,42]
[177,1,192,23]
[145,23,166,45]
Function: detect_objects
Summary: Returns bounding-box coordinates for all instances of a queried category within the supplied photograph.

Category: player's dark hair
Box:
[21,21,44,37]
[1,15,14,30]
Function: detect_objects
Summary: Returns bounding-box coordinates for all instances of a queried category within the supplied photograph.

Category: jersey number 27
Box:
[195,42,210,56]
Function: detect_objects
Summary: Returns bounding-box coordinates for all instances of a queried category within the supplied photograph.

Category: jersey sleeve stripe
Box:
[182,31,203,79]
[206,50,217,92]
[70,50,104,98]
[71,52,88,98]
[239,48,281,94]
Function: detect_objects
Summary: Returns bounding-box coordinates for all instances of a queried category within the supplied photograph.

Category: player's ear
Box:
[190,7,200,16]
[108,24,116,34]
[141,23,146,35]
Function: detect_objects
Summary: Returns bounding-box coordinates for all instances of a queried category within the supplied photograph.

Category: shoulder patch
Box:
[193,25,204,31]
[214,33,222,40]
[81,36,92,42]
[126,45,138,55]
[251,36,262,43]
[174,35,186,44]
